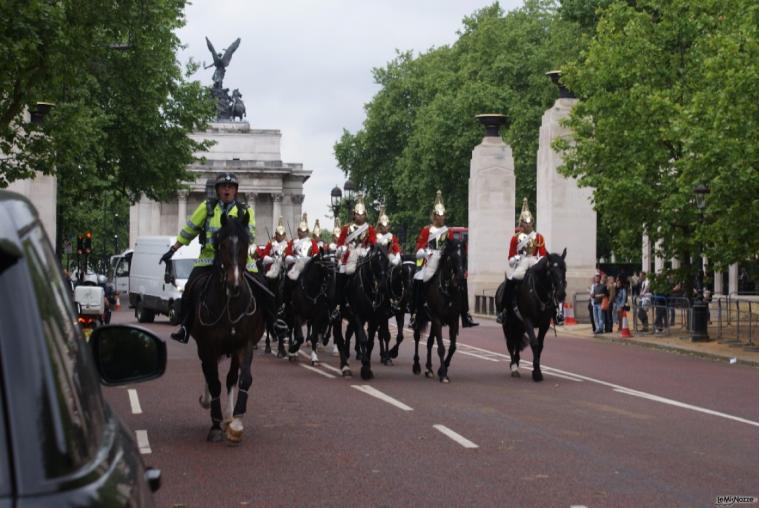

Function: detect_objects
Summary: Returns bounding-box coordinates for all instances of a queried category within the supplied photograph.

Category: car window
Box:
[19,225,106,479]
[115,258,129,277]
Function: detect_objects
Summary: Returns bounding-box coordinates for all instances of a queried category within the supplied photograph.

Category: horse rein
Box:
[198,261,258,327]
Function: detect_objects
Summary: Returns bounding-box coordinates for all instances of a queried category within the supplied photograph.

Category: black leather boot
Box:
[462,312,479,328]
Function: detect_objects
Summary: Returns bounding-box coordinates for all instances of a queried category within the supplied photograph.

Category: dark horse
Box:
[412,238,466,383]
[333,246,389,380]
[285,249,336,365]
[496,250,567,382]
[190,212,266,442]
[378,257,415,365]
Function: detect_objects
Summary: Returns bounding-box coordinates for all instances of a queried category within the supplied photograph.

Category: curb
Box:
[473,313,759,369]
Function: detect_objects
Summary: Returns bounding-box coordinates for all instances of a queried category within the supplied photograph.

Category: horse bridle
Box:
[298,256,332,305]
[527,258,565,313]
[356,248,386,310]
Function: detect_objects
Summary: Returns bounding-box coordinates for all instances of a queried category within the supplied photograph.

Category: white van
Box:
[128,236,201,324]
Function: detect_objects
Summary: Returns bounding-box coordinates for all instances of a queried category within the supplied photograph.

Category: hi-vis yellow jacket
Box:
[176,199,257,271]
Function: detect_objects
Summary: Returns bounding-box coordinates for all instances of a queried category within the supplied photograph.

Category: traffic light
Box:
[76,235,84,255]
[83,231,93,254]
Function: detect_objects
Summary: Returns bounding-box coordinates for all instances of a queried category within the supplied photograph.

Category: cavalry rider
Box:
[336,195,376,275]
[285,213,319,281]
[500,197,559,323]
[327,218,341,256]
[375,206,401,267]
[312,219,324,251]
[256,216,288,280]
[411,190,479,328]
[163,172,261,343]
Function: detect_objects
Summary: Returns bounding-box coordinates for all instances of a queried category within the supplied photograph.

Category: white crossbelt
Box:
[346,223,369,244]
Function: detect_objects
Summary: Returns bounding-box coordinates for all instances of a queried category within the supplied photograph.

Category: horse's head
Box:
[213,211,250,292]
[367,245,390,294]
[442,238,466,289]
[546,248,568,303]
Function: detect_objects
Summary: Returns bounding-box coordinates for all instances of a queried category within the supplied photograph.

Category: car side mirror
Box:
[90,325,166,386]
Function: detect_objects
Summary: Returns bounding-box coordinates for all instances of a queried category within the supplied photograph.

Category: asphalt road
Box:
[104,308,759,508]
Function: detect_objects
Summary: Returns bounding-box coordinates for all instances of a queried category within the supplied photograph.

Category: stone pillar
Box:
[291,194,305,230]
[272,193,283,232]
[654,238,665,274]
[8,172,57,247]
[729,263,739,295]
[642,232,652,274]
[536,71,596,299]
[714,269,723,295]
[467,114,515,311]
[177,190,188,232]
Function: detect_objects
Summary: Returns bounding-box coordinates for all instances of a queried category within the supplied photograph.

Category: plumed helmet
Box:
[378,206,390,227]
[433,190,446,216]
[519,197,533,225]
[298,213,309,232]
[312,219,321,237]
[214,172,238,188]
[353,194,366,216]
[275,216,286,236]
[332,217,341,238]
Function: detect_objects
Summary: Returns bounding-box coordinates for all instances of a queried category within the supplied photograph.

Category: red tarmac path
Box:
[105,309,758,508]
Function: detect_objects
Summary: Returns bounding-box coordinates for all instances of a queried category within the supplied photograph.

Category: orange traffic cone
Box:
[563,302,577,325]
[620,310,632,338]
[115,293,121,311]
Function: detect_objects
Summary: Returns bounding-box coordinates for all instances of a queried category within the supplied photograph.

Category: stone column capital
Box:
[290,194,305,205]
[177,189,189,199]
[272,193,284,203]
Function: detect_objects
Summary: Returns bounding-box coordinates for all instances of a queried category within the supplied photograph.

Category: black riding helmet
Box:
[215,172,239,189]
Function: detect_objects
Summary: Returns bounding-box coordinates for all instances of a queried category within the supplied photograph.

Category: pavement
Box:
[474,314,759,368]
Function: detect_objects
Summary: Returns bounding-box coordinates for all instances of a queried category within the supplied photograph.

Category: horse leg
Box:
[200,357,224,442]
[504,321,521,378]
[425,327,436,379]
[441,323,457,383]
[309,321,320,366]
[531,323,548,382]
[332,315,352,377]
[355,317,373,381]
[227,343,254,442]
[199,381,211,409]
[288,317,304,360]
[223,354,240,426]
[434,323,448,383]
[381,320,393,366]
[388,311,404,359]
[264,328,272,354]
[412,325,421,375]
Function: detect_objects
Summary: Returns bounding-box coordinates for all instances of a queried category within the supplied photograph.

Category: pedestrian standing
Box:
[590,274,608,334]
[613,277,628,332]
[605,275,616,333]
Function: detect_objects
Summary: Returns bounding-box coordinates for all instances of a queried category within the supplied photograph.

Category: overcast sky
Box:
[177,0,522,227]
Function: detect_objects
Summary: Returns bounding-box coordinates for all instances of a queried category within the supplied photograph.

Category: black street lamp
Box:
[330,184,342,216]
[343,180,355,203]
[691,183,710,341]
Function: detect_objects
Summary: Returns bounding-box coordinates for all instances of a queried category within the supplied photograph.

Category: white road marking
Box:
[300,363,336,379]
[403,324,758,428]
[297,350,344,375]
[433,424,479,449]
[459,350,500,362]
[352,385,413,411]
[136,430,152,454]
[518,366,583,382]
[128,389,142,414]
[614,388,759,428]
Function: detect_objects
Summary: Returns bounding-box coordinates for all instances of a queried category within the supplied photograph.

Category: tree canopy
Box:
[1,0,215,257]
[558,0,759,288]
[334,1,583,249]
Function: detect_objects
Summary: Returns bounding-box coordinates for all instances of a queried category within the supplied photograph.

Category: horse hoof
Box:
[198,394,211,410]
[264,345,272,354]
[510,364,521,378]
[532,370,543,382]
[412,364,421,376]
[207,428,224,442]
[288,354,298,363]
[360,366,373,380]
[425,370,434,379]
[440,376,450,384]
[277,350,286,359]
[311,360,319,367]
[225,418,243,443]
[384,359,394,367]
[341,367,352,378]
[511,370,521,378]
[389,349,399,359]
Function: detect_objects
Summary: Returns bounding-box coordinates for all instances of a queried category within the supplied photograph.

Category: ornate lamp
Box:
[343,180,355,202]
[475,114,507,138]
[330,185,342,210]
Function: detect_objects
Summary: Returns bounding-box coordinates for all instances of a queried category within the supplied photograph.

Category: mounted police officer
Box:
[410,190,478,328]
[162,172,268,343]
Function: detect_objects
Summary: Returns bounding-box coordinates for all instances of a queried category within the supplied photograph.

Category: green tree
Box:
[558,0,759,295]
[1,0,215,255]
[335,1,584,251]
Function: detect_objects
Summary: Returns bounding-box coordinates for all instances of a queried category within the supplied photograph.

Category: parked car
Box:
[0,190,166,507]
[128,236,200,324]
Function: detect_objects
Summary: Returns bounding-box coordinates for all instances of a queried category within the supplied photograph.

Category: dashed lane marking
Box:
[433,424,479,449]
[128,389,143,414]
[300,363,336,379]
[352,385,413,411]
[459,350,500,362]
[297,350,344,375]
[136,430,152,454]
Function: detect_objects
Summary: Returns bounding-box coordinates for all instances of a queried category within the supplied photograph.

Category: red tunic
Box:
[415,225,453,251]
[337,224,376,248]
[508,231,547,259]
[285,239,319,257]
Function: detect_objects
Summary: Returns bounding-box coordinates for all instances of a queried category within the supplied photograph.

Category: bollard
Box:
[691,299,709,342]
[563,302,577,325]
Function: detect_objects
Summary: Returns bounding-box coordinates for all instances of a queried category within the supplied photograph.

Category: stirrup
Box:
[171,325,189,344]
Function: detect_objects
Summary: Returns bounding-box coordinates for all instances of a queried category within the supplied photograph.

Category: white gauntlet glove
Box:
[509,255,521,268]
[416,248,426,260]
[285,255,295,266]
